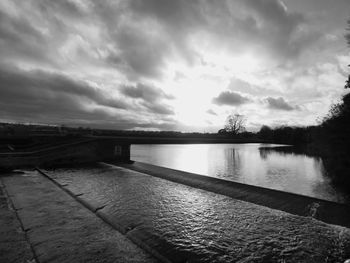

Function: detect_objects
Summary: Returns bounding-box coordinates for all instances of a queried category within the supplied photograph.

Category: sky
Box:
[0,0,349,132]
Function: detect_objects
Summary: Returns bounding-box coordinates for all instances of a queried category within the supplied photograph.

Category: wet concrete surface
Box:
[42,163,350,263]
[1,170,156,263]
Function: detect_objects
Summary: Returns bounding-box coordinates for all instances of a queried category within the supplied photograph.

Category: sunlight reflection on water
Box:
[131,143,349,203]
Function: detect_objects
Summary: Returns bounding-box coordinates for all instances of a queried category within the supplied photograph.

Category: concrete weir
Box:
[35,163,350,263]
[114,161,350,229]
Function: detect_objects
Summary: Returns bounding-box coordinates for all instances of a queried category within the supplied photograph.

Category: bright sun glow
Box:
[163,52,260,128]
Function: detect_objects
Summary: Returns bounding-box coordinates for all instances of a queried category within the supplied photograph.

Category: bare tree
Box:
[224,114,246,135]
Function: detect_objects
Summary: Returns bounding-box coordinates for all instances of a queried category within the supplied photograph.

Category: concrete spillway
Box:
[39,163,350,263]
[117,161,350,228]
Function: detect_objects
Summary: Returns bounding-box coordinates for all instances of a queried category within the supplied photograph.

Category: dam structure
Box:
[1,135,350,263]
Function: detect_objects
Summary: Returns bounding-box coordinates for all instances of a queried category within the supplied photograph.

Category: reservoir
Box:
[131,143,349,203]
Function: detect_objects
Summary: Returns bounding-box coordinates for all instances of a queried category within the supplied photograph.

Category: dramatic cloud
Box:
[0,8,49,65]
[120,83,174,115]
[120,83,173,102]
[141,102,174,115]
[0,65,128,110]
[0,64,174,129]
[266,97,297,111]
[0,0,348,131]
[100,0,314,79]
[213,91,250,106]
[243,0,306,57]
[107,26,171,79]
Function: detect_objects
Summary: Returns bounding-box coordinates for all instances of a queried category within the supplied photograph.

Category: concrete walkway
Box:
[0,174,35,263]
[0,170,157,263]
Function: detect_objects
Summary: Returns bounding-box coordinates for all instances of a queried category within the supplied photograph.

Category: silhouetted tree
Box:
[323,18,350,125]
[258,125,273,140]
[315,18,350,187]
[224,114,246,135]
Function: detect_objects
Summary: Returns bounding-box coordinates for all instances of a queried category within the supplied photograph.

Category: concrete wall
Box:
[0,139,130,170]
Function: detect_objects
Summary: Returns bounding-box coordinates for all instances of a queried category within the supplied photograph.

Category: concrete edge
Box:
[120,161,349,206]
[111,161,350,229]
[36,167,170,263]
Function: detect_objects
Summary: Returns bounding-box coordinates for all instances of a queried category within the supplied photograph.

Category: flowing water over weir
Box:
[41,163,350,263]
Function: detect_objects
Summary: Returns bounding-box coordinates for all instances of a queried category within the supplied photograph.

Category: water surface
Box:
[131,143,349,203]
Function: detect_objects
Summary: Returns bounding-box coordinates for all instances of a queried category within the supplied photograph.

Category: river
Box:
[131,143,349,203]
